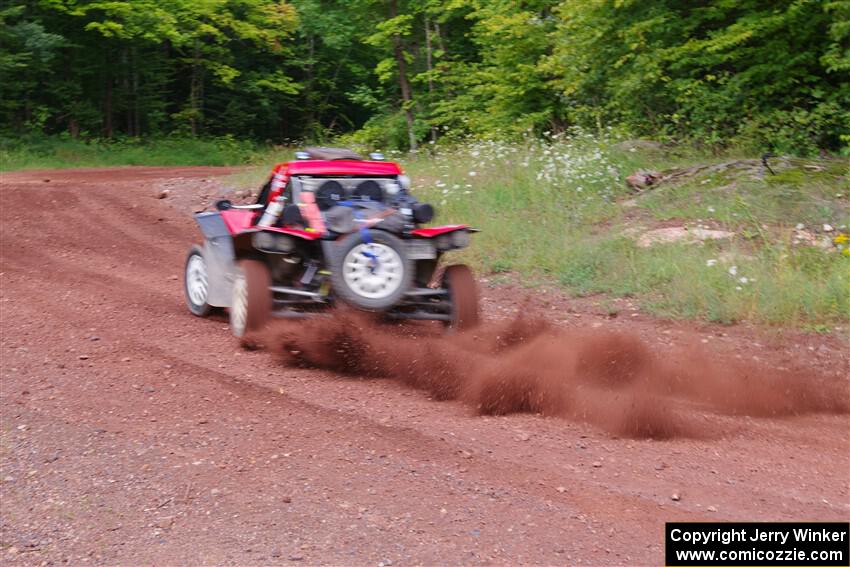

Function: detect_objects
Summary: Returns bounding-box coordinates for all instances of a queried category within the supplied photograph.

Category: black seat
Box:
[352,180,384,202]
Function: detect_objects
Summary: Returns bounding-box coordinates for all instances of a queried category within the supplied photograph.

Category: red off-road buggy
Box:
[184,148,479,337]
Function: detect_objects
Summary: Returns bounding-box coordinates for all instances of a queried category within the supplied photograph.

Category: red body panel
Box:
[220,209,256,234]
[282,160,402,177]
[263,226,322,240]
[410,225,469,238]
[219,209,321,240]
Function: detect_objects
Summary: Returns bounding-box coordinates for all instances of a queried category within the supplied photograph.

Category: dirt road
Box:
[1,167,848,566]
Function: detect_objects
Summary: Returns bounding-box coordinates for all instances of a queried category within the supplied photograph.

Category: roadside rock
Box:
[625,170,661,192]
[636,226,734,248]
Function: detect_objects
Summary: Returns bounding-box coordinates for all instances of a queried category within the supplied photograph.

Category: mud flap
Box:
[194,212,236,307]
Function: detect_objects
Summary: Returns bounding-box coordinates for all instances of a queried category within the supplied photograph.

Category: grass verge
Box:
[397,137,849,327]
[0,135,284,171]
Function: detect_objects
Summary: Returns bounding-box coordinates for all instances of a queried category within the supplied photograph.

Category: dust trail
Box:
[251,311,848,439]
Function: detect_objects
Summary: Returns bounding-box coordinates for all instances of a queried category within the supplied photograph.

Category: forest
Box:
[1,0,849,155]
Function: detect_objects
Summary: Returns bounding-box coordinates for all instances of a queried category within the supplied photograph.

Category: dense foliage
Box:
[2,0,848,154]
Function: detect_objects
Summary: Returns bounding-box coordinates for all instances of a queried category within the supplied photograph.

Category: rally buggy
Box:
[183,147,479,337]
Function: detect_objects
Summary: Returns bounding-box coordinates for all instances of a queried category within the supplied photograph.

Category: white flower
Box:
[706,259,718,267]
[739,277,748,284]
[728,266,738,276]
[707,206,716,213]
[468,171,477,177]
[735,286,743,291]
[795,223,805,230]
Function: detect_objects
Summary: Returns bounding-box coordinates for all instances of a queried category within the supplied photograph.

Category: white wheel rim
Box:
[231,271,247,336]
[186,254,209,307]
[342,242,404,300]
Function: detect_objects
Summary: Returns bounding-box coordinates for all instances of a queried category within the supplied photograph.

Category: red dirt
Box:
[1,166,848,566]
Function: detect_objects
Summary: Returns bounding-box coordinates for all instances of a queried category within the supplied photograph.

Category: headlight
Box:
[451,230,470,249]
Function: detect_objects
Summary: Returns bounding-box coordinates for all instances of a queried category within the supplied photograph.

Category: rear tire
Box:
[185,245,213,317]
[443,264,479,331]
[230,259,272,337]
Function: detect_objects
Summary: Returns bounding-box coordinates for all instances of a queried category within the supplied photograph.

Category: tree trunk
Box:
[389,0,417,152]
[190,44,201,136]
[104,74,113,138]
[132,47,140,136]
[425,16,436,143]
[306,35,315,130]
[122,48,131,135]
[434,22,446,54]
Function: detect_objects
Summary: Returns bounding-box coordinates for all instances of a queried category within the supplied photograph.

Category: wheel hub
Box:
[343,243,403,299]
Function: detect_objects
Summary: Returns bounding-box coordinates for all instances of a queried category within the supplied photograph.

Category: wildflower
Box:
[728,266,738,276]
[735,286,743,291]
[834,234,849,245]
[707,206,716,213]
[739,277,748,284]
[468,171,477,177]
[795,223,805,230]
[706,259,718,267]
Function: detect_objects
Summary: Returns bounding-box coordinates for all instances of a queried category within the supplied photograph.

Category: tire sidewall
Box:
[185,245,212,317]
[230,259,272,338]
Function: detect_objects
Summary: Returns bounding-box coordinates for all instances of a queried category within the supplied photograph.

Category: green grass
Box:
[0,135,286,171]
[394,137,849,327]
